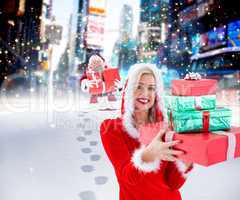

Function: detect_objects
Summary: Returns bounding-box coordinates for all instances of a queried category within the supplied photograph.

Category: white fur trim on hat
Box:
[122,63,167,139]
[175,160,192,179]
[131,145,161,173]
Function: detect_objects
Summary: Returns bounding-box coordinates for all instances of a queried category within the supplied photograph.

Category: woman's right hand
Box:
[142,129,184,163]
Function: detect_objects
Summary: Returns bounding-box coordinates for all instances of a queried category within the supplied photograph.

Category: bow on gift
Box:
[184,72,202,80]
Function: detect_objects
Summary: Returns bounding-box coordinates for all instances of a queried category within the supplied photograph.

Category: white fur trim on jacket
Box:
[81,79,106,94]
[131,146,161,173]
[175,160,192,179]
[81,79,89,93]
[102,81,106,94]
[122,63,167,140]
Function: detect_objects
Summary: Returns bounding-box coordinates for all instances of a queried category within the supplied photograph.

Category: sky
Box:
[52,0,140,64]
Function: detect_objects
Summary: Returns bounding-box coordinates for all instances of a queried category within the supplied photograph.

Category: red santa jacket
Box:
[80,65,107,93]
[100,64,192,200]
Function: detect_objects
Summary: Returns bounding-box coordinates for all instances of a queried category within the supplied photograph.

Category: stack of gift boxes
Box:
[139,73,240,166]
[166,73,231,133]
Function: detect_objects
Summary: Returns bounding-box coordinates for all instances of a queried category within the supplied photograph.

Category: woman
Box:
[100,63,193,200]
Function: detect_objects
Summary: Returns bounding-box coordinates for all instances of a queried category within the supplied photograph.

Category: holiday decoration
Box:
[167,107,231,133]
[86,70,105,95]
[139,124,240,167]
[102,68,121,93]
[86,67,121,95]
[172,78,217,96]
[164,94,216,112]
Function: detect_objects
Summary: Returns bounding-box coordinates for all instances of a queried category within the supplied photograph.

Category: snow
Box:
[0,90,239,200]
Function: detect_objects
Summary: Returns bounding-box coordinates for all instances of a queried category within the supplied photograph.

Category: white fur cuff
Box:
[131,146,161,173]
[175,160,192,179]
[81,79,89,93]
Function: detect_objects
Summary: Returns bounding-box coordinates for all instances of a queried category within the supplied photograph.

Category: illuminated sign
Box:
[88,0,106,16]
[85,15,105,48]
[192,34,200,54]
[200,32,209,52]
[179,4,197,24]
[16,0,26,16]
[200,26,226,52]
[227,20,240,47]
[208,26,226,48]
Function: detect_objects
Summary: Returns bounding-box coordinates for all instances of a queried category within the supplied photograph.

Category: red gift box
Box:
[139,124,240,167]
[172,79,217,96]
[102,68,120,93]
[87,71,105,95]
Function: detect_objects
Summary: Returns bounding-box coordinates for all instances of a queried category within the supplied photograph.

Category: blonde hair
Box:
[134,69,157,124]
[135,69,154,86]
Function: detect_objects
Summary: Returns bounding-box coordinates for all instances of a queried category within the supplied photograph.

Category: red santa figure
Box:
[80,54,122,104]
[100,63,193,200]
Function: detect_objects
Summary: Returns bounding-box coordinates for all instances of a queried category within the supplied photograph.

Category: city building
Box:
[167,0,240,80]
[138,0,169,63]
[69,0,107,75]
[0,0,43,87]
[111,4,138,71]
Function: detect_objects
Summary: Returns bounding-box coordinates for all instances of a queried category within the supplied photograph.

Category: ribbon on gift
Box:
[169,110,210,132]
[202,111,210,132]
[169,111,174,131]
[165,131,175,142]
[194,96,202,110]
[212,131,236,160]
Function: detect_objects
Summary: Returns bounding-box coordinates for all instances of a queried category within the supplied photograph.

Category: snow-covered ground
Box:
[0,89,239,200]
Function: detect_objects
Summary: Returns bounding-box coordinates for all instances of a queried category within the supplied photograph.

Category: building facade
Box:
[0,0,43,86]
[138,0,169,63]
[167,0,240,77]
[69,0,107,75]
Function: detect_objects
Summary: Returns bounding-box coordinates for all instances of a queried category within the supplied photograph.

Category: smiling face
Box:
[133,73,156,112]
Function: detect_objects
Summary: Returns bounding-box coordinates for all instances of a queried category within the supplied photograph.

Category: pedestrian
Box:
[100,63,193,200]
[80,54,122,104]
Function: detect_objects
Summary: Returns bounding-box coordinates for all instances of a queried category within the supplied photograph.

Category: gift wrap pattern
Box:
[171,79,217,96]
[164,95,216,112]
[168,107,232,133]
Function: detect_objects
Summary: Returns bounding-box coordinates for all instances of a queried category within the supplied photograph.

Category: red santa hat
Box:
[121,63,167,140]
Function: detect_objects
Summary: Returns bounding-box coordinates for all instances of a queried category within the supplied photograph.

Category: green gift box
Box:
[168,107,232,133]
[164,95,216,112]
